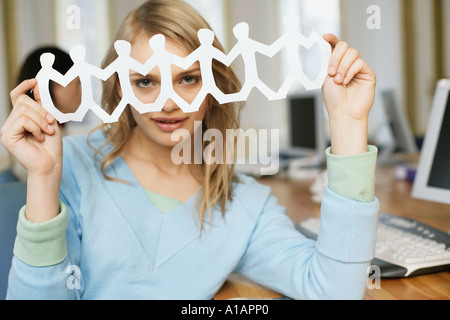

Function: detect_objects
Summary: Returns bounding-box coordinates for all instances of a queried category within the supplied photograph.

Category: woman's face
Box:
[125,33,207,148]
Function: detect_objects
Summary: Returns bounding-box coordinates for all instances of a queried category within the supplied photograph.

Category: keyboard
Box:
[296,213,450,278]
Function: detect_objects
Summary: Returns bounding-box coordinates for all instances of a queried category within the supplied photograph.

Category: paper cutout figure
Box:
[36,16,332,124]
[102,40,149,123]
[222,22,279,102]
[140,34,193,113]
[37,46,113,123]
[67,46,114,122]
[177,29,231,112]
[269,15,332,95]
[35,53,72,122]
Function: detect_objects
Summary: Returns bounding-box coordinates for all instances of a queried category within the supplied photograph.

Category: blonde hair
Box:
[90,0,243,228]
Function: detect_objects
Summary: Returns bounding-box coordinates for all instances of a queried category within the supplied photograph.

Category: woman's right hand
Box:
[1,79,62,178]
[1,79,63,223]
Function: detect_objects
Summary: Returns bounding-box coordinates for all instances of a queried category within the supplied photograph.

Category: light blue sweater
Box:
[7,131,380,300]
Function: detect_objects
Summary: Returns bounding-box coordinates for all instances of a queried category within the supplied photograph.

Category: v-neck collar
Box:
[102,154,203,269]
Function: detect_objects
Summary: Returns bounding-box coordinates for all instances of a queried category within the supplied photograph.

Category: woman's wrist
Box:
[329,115,368,156]
[26,171,61,223]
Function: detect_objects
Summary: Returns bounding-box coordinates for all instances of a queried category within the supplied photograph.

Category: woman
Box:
[1,0,379,300]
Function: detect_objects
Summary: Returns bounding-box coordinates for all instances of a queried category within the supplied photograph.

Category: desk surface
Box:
[215,162,450,300]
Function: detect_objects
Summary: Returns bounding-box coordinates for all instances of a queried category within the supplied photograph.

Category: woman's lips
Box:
[152,117,187,132]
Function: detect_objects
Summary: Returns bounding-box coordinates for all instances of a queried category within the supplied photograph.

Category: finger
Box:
[344,58,375,84]
[343,59,363,85]
[22,107,56,136]
[10,96,55,135]
[327,41,349,77]
[16,116,45,143]
[10,79,37,106]
[335,48,360,85]
[14,90,55,125]
[323,33,340,48]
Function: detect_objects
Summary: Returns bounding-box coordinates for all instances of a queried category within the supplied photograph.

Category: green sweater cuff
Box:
[13,202,68,267]
[326,146,378,203]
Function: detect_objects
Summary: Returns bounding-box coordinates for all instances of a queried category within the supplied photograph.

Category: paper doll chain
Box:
[36,15,331,124]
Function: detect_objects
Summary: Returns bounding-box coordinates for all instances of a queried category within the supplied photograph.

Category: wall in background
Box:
[14,0,56,75]
[444,0,450,77]
[401,0,449,137]
[340,0,405,146]
[407,0,438,136]
[108,0,146,40]
[340,0,450,142]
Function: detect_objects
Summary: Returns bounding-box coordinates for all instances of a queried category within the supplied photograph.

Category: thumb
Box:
[323,33,340,48]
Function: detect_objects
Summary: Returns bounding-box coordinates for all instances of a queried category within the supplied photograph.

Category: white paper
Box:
[36,16,331,124]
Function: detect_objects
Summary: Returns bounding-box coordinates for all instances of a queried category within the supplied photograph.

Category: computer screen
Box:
[382,90,418,154]
[412,79,450,205]
[285,90,326,160]
[377,90,418,165]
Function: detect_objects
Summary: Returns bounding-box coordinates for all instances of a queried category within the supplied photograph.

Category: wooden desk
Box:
[215,164,450,300]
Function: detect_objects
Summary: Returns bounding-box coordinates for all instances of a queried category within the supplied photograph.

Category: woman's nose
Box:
[161,98,181,113]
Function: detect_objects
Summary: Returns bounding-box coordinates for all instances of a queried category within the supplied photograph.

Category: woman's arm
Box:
[234,184,380,300]
[1,79,80,300]
[322,34,377,156]
[1,79,62,223]
[6,202,82,300]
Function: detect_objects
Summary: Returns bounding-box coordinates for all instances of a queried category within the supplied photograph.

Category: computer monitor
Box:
[379,90,418,163]
[412,79,450,205]
[284,90,327,163]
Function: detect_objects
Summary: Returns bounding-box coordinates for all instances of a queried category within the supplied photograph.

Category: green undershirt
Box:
[144,190,184,214]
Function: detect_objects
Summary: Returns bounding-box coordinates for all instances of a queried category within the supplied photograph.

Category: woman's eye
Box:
[136,79,153,88]
[181,76,198,85]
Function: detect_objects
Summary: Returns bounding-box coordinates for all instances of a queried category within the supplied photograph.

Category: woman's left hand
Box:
[322,34,377,156]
